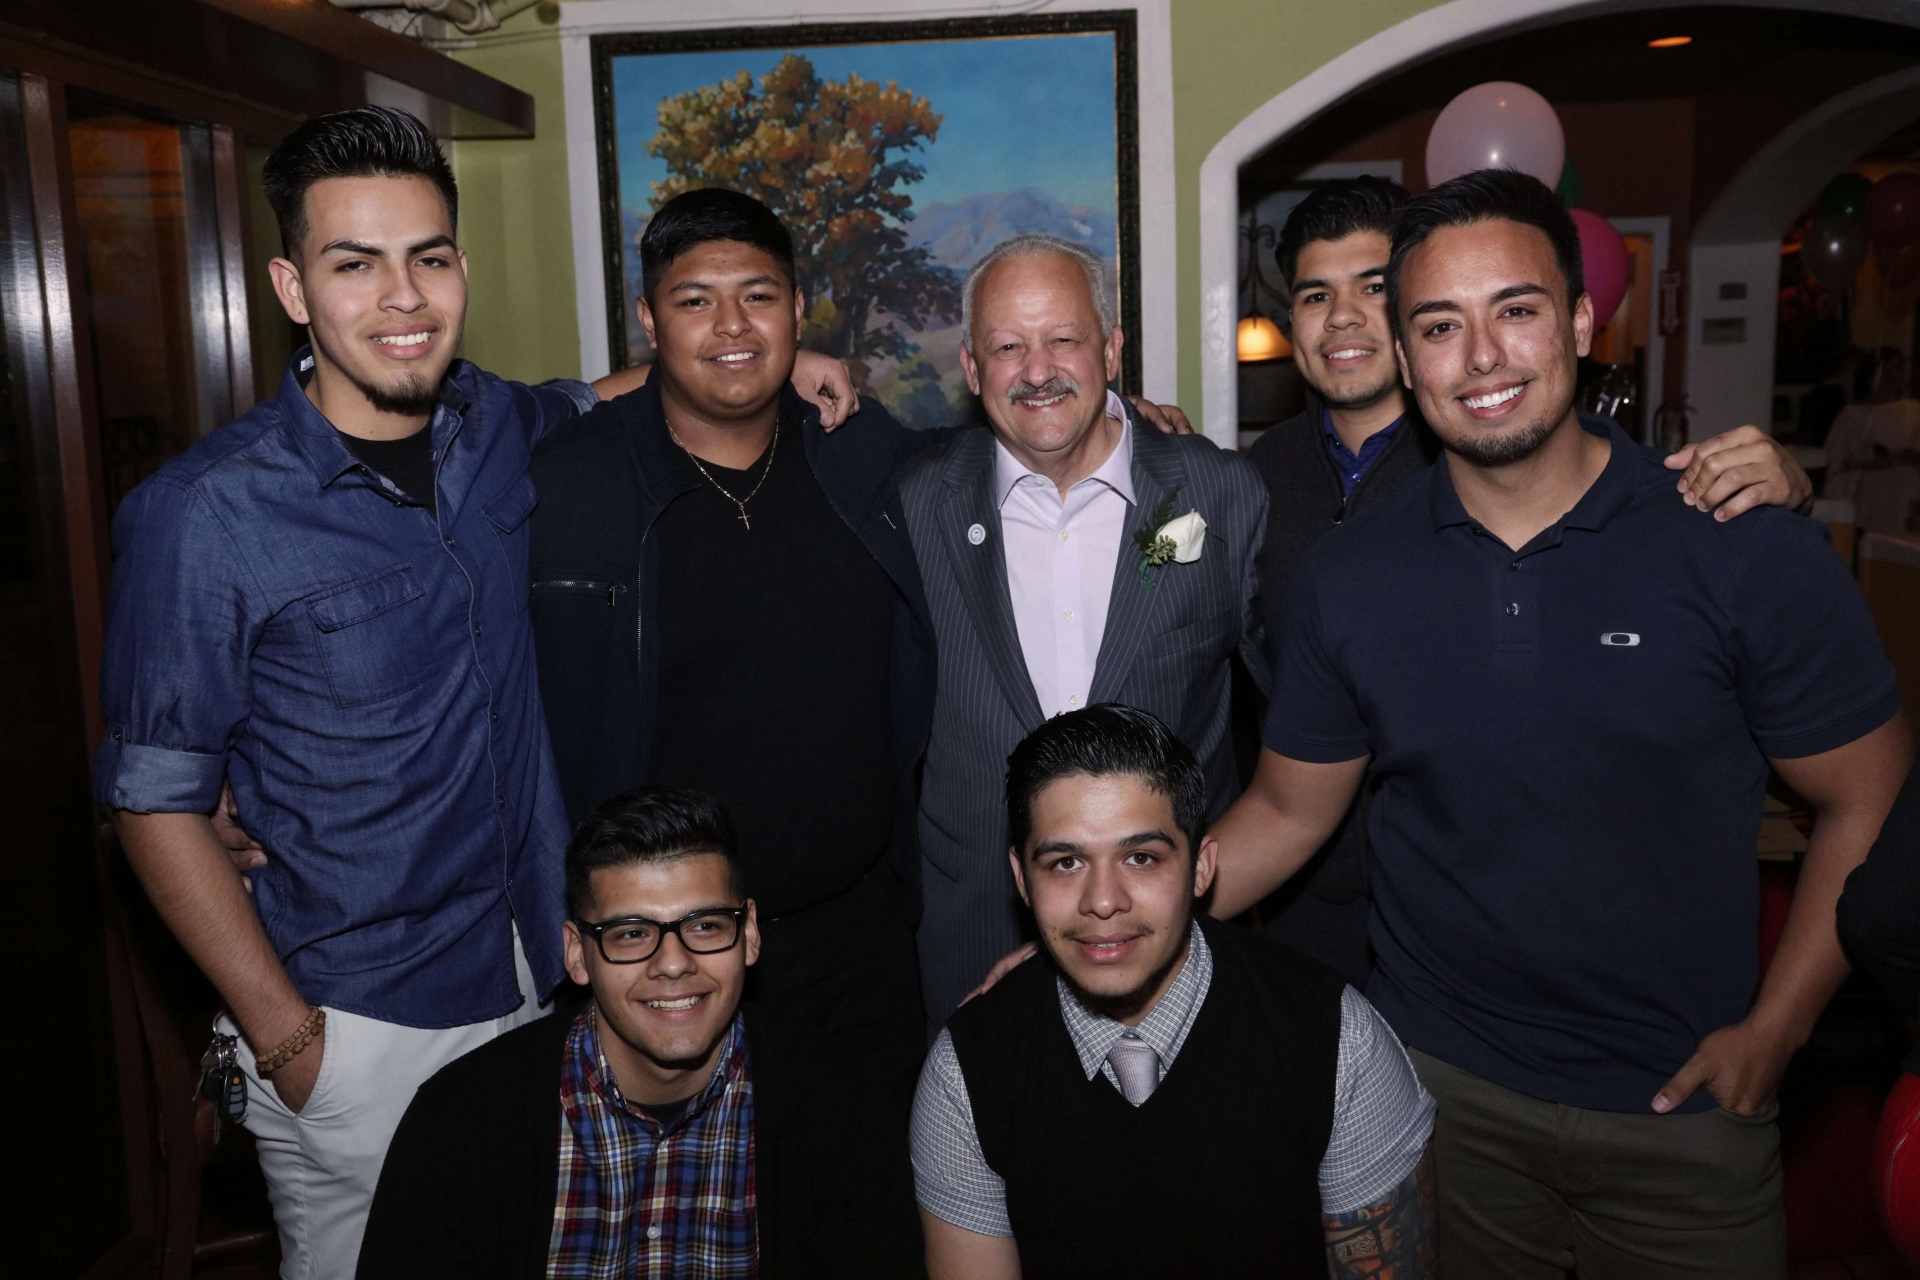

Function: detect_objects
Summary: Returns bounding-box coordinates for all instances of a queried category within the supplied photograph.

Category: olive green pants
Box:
[1408,1048,1786,1280]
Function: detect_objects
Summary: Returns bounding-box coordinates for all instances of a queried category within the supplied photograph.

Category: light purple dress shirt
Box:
[993,390,1136,719]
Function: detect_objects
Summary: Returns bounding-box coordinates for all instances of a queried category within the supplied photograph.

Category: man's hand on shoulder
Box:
[590,363,650,401]
[1128,396,1194,435]
[1664,425,1813,521]
[961,943,1039,1006]
[794,350,859,429]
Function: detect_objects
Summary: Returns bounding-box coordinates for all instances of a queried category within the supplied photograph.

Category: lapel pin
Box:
[967,523,986,546]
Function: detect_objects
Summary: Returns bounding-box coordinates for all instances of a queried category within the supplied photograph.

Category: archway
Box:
[1689,66,1920,437]
[1198,0,1920,445]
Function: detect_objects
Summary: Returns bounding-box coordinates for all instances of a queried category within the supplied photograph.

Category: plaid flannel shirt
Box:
[549,1005,757,1279]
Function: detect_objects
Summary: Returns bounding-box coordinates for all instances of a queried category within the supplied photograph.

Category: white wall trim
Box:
[1197,0,1920,446]
[1683,65,1920,440]
[1693,64,1920,246]
[558,0,1176,395]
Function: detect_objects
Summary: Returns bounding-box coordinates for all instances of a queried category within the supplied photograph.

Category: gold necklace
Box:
[667,419,779,530]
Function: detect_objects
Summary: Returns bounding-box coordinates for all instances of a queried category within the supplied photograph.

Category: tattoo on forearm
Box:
[1322,1151,1436,1279]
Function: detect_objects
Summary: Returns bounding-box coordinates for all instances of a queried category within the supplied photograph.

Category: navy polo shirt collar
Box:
[1428,413,1636,542]
[1322,406,1405,496]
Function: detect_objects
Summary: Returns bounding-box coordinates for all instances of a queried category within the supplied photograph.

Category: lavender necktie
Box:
[1107,1034,1160,1106]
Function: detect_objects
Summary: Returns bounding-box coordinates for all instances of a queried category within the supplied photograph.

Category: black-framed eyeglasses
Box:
[572,907,750,964]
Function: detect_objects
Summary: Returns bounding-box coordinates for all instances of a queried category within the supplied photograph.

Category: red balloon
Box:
[1866,173,1920,250]
[1569,209,1631,328]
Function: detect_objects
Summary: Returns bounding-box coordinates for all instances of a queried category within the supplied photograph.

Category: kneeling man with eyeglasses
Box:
[357,786,923,1279]
[910,704,1437,1279]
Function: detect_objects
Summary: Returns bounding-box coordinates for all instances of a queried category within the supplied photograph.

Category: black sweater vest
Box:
[946,917,1344,1278]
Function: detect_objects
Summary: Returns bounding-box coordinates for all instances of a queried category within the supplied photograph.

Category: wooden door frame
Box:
[11,71,265,749]
[20,71,110,748]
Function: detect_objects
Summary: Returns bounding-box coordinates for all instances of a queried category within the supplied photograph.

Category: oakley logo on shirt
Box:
[1600,632,1641,647]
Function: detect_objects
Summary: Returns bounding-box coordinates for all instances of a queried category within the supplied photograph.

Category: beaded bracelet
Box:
[257,1006,326,1077]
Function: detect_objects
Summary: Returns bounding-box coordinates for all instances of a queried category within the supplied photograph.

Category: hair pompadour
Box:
[262,106,457,258]
[1385,168,1585,338]
[1005,704,1208,858]
[1273,174,1409,290]
[564,785,744,917]
[639,187,797,304]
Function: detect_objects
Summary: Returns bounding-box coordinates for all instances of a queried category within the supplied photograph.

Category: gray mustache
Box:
[1007,376,1080,405]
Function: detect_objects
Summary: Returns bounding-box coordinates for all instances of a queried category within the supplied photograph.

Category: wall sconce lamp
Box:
[1237,206,1293,362]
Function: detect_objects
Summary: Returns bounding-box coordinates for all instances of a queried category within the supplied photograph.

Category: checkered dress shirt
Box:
[548,1006,757,1279]
[911,922,1436,1234]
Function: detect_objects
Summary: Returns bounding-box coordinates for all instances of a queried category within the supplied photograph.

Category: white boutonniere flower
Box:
[1157,511,1208,564]
[1132,489,1206,586]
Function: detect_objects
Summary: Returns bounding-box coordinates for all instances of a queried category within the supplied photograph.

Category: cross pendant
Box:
[737,508,752,531]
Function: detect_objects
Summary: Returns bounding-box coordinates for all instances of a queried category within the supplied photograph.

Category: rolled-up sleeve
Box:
[1319,986,1436,1213]
[95,478,260,813]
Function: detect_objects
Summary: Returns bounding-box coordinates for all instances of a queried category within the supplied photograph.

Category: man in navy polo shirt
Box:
[1210,169,1911,1278]
[1246,176,1810,989]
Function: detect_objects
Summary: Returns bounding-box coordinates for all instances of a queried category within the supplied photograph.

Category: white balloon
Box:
[1426,81,1566,187]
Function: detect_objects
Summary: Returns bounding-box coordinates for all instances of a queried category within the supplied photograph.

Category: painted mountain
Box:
[906,187,1118,276]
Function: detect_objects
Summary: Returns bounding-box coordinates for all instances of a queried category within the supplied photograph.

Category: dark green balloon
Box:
[1816,173,1873,220]
[1556,158,1582,209]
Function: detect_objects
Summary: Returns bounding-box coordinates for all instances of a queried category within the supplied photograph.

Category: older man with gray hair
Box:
[899,233,1271,1028]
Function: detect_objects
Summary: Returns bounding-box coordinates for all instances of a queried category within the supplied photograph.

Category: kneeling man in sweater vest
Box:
[357,786,923,1279]
[910,705,1437,1279]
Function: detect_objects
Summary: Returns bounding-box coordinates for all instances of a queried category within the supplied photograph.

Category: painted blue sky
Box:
[609,32,1119,219]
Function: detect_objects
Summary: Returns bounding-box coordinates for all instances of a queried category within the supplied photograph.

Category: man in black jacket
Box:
[529,189,938,1092]
[358,786,923,1279]
[1246,177,1813,985]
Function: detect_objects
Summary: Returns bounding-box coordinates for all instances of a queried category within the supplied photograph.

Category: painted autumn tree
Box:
[645,53,960,377]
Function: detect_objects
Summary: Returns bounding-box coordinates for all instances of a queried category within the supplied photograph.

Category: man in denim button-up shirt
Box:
[94,108,643,1280]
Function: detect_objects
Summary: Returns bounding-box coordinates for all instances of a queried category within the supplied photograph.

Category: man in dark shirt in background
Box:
[1211,169,1909,1278]
[530,189,936,1095]
[1246,177,1812,987]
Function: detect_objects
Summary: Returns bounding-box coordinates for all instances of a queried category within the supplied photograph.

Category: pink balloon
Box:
[1426,82,1565,187]
[1866,173,1920,250]
[1570,209,1631,328]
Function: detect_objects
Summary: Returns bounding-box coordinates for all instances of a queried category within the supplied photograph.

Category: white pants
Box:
[217,929,549,1280]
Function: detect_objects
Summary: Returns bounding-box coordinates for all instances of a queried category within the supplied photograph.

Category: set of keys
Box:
[198,1032,248,1142]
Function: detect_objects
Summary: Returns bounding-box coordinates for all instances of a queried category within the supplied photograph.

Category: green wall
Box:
[1166,0,1442,407]
[453,0,1449,403]
[451,10,582,383]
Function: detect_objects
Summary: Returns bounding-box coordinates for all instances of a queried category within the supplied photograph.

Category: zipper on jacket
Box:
[531,578,626,608]
[635,523,655,741]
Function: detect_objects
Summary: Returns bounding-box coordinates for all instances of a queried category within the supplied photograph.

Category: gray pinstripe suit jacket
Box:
[900,405,1270,1028]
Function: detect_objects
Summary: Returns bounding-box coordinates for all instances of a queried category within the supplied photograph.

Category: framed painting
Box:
[590,12,1140,429]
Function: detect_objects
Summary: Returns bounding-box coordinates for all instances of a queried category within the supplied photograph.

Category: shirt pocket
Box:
[1152,606,1236,661]
[483,474,539,615]
[305,566,437,708]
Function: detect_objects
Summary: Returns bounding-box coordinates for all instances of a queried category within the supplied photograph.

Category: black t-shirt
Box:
[645,414,897,919]
[636,1094,692,1130]
[338,425,437,515]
